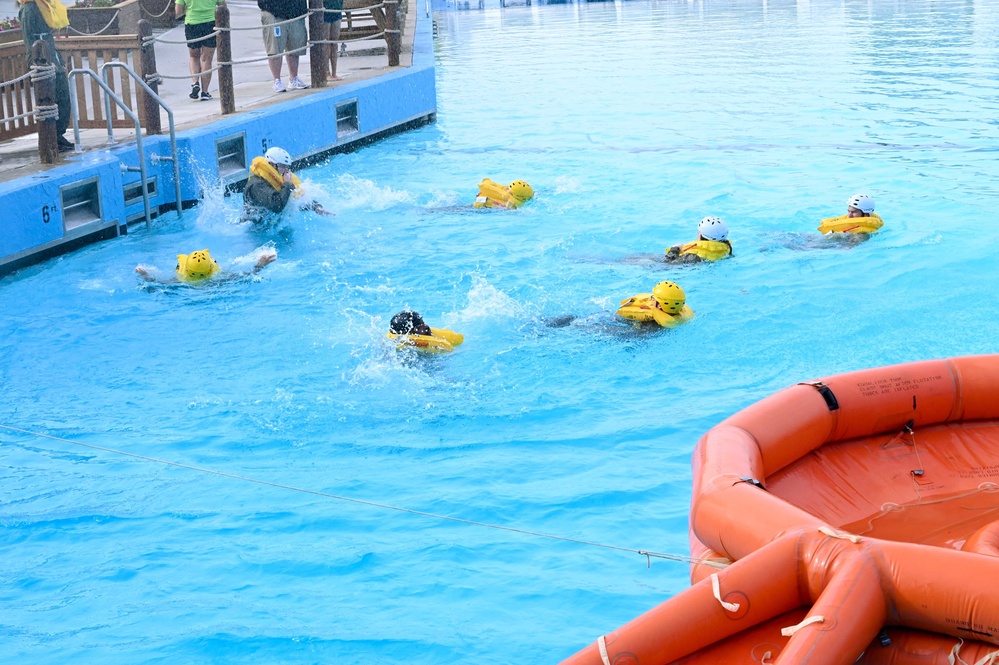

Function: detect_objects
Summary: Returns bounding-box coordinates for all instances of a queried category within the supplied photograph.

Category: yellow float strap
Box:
[474,178,524,209]
[387,328,465,353]
[679,239,732,261]
[250,156,302,196]
[818,212,884,234]
[616,295,694,328]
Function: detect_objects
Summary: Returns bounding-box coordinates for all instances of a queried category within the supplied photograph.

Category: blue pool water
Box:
[3,1,999,662]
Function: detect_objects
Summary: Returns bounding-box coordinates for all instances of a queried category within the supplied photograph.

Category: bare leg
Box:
[268,54,283,80]
[327,20,342,80]
[287,54,300,79]
[200,46,216,91]
[188,46,202,85]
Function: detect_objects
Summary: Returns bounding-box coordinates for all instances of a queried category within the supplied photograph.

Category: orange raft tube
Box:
[562,355,999,665]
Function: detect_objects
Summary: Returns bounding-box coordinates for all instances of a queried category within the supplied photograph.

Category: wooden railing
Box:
[0,41,38,140]
[1,0,407,146]
[0,33,147,142]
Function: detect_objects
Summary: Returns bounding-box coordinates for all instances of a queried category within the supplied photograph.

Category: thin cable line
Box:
[0,423,702,566]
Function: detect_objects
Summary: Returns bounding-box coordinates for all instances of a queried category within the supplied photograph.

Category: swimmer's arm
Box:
[135,266,179,284]
[220,252,277,280]
[300,200,334,216]
[253,252,277,272]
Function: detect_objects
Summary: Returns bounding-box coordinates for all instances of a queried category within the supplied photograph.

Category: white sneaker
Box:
[273,78,286,93]
[288,77,310,90]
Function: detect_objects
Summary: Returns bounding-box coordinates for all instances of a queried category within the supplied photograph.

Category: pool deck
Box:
[0,0,435,275]
[0,0,422,181]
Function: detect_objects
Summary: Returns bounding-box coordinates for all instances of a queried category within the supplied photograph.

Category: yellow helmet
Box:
[652,281,686,314]
[176,249,220,281]
[508,180,534,202]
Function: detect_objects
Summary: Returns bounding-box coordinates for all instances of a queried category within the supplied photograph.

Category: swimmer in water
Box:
[241,146,333,224]
[664,216,733,264]
[135,248,276,284]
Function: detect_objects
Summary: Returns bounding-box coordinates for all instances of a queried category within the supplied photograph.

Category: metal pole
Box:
[70,69,152,228]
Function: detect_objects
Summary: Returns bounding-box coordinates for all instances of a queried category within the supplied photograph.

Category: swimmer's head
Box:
[176,249,220,281]
[847,193,875,217]
[264,146,293,168]
[652,281,686,314]
[390,310,432,336]
[508,180,534,203]
[698,216,729,241]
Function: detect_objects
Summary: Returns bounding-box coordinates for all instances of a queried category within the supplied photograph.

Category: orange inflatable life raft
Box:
[562,355,999,665]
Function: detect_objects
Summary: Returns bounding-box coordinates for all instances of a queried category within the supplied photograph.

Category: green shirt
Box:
[176,0,224,26]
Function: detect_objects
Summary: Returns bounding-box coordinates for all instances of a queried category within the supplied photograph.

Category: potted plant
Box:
[0,15,21,44]
[67,0,142,36]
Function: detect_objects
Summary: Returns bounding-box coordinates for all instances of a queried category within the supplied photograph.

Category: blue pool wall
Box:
[0,9,436,275]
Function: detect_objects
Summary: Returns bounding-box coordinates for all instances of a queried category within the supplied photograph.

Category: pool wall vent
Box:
[336,100,360,138]
[216,133,248,184]
[60,177,104,233]
[123,177,158,210]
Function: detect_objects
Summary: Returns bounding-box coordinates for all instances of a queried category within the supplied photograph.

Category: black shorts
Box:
[185,21,217,50]
[323,0,343,23]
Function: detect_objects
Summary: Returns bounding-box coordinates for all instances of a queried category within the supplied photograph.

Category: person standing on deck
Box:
[18,0,73,151]
[175,0,226,101]
[258,0,311,92]
[321,0,344,80]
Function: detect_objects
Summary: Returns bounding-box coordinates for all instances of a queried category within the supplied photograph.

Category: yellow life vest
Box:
[250,156,302,195]
[616,295,695,328]
[817,212,884,235]
[21,0,69,30]
[473,178,527,209]
[678,239,732,261]
[387,328,465,353]
[175,250,221,283]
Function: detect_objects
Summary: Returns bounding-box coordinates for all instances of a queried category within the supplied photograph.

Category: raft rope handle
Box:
[711,573,741,613]
[597,635,612,665]
[0,423,709,569]
[950,639,964,665]
[781,615,825,637]
[818,526,862,543]
[760,651,773,665]
[948,639,999,665]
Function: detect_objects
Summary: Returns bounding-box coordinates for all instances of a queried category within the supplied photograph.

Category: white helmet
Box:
[847,193,875,214]
[264,146,292,167]
[698,216,729,241]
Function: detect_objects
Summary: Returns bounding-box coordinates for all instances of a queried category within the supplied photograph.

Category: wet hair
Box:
[390,310,426,334]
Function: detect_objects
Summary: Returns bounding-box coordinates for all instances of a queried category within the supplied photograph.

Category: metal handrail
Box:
[100,61,183,220]
[68,68,152,228]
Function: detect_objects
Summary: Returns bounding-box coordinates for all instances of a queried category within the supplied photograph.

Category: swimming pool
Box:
[3,1,999,663]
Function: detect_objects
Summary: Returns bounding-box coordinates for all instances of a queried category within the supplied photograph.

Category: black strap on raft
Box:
[799,381,840,411]
[738,476,767,491]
